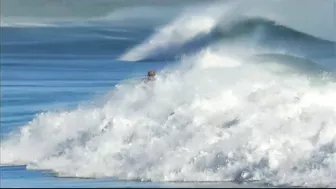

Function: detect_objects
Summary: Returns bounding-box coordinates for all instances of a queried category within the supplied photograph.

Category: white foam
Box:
[1,49,336,187]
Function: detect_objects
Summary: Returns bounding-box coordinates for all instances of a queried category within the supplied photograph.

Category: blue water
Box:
[1,0,335,188]
[0,24,168,187]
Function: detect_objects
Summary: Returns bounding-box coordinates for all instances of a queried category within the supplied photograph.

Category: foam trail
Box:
[1,48,336,187]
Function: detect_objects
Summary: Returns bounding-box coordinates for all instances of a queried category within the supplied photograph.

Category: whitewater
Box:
[1,0,336,188]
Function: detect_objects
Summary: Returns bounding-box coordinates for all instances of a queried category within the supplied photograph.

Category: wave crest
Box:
[119,0,335,62]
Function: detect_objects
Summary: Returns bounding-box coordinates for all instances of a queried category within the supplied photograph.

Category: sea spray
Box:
[2,49,336,187]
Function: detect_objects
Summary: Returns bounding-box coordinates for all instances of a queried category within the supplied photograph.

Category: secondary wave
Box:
[120,17,335,62]
[119,0,335,62]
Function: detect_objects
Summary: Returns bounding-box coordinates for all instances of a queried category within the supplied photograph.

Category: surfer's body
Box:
[143,71,156,83]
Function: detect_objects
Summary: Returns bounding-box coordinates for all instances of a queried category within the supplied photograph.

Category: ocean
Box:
[0,0,335,188]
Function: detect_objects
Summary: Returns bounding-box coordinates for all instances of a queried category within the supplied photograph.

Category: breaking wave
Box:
[1,0,336,188]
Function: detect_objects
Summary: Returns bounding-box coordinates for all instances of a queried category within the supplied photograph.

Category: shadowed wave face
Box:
[1,0,336,188]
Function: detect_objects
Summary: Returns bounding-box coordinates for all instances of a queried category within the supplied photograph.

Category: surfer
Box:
[144,70,156,83]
